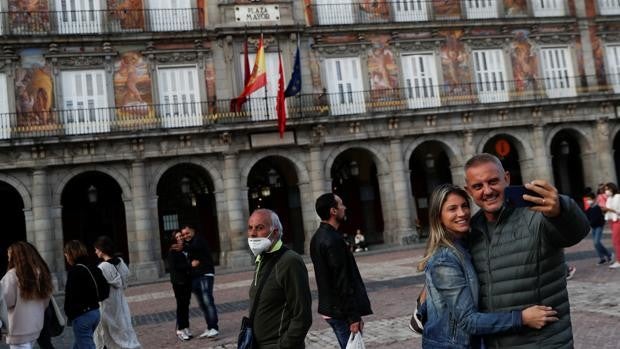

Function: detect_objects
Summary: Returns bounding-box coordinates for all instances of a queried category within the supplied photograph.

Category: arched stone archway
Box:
[331,148,385,244]
[61,171,129,264]
[247,156,305,254]
[156,163,220,265]
[0,181,27,276]
[409,141,453,231]
[551,129,586,204]
[482,134,524,185]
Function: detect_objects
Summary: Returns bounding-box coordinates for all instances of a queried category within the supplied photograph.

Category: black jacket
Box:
[184,234,215,277]
[310,222,372,324]
[166,249,191,285]
[64,257,103,322]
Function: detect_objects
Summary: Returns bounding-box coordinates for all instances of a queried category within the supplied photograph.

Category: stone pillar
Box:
[302,146,329,253]
[130,161,160,281]
[222,152,251,267]
[575,0,598,88]
[532,125,554,182]
[31,169,55,270]
[389,138,417,244]
[595,118,616,184]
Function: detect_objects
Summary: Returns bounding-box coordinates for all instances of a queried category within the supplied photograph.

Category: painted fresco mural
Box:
[8,0,50,33]
[359,1,390,20]
[367,35,400,100]
[439,30,472,100]
[432,0,462,19]
[504,0,527,16]
[114,52,153,120]
[107,0,145,30]
[510,30,539,93]
[15,50,54,127]
[590,27,607,88]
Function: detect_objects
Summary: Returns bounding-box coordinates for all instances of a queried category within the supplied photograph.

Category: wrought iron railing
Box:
[0,8,201,36]
[0,76,616,140]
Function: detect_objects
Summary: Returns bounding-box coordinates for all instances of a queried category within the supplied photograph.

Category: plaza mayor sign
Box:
[235,5,281,22]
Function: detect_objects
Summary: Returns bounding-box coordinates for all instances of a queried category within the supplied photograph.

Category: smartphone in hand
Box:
[504,186,542,208]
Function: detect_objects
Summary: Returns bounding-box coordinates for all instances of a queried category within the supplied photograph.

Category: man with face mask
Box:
[310,193,372,349]
[246,209,312,348]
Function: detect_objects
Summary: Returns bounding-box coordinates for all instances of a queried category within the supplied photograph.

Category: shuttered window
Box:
[598,0,620,15]
[55,0,103,34]
[61,70,110,134]
[606,45,620,93]
[472,49,509,103]
[392,0,429,22]
[540,47,577,98]
[157,66,202,128]
[244,52,282,120]
[464,0,498,19]
[315,0,355,25]
[532,0,565,17]
[148,0,193,31]
[401,53,441,108]
[324,57,366,116]
[0,73,9,139]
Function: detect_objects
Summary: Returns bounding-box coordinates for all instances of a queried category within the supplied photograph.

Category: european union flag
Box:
[284,45,301,98]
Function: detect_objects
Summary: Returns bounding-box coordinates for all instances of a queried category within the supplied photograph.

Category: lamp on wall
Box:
[560,140,570,155]
[87,185,98,203]
[261,186,271,197]
[350,161,359,176]
[267,168,279,186]
[425,153,435,169]
[181,177,191,194]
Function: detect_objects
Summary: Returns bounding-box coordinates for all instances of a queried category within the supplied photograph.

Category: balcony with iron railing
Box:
[0,75,616,141]
[0,8,201,36]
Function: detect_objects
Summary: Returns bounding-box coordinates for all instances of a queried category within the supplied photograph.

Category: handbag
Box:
[46,297,66,337]
[237,248,286,349]
[409,285,426,335]
[345,332,366,349]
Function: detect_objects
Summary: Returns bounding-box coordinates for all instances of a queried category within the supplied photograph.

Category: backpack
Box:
[77,264,110,302]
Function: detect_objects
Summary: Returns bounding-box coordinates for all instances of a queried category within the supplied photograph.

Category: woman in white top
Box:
[0,242,52,349]
[93,236,141,349]
[604,183,620,268]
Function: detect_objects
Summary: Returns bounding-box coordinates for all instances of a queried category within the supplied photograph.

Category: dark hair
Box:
[606,182,619,195]
[315,193,338,220]
[585,192,596,199]
[94,235,117,257]
[64,240,88,264]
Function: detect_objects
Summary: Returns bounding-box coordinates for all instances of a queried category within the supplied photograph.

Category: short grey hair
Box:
[252,208,284,238]
[464,153,505,174]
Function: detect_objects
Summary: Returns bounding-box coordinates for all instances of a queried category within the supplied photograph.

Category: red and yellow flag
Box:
[234,35,267,110]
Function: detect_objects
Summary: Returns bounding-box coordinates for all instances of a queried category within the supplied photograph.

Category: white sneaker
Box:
[609,261,620,269]
[182,328,193,338]
[176,330,190,341]
[199,328,219,338]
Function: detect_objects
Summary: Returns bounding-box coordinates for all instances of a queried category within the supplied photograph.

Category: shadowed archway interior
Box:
[482,135,523,185]
[551,130,585,205]
[0,181,26,276]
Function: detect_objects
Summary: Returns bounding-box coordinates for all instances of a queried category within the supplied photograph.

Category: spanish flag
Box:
[234,35,267,111]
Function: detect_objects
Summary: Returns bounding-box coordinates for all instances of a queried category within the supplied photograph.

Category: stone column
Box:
[130,161,159,281]
[308,146,330,199]
[532,125,553,182]
[575,0,598,88]
[595,118,616,184]
[31,169,55,270]
[302,146,329,253]
[222,152,251,267]
[389,138,417,244]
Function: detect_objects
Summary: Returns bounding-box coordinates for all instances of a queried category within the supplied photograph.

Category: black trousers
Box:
[172,282,192,330]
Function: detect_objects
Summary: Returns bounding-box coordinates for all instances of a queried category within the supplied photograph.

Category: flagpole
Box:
[262,28,269,120]
[296,28,303,119]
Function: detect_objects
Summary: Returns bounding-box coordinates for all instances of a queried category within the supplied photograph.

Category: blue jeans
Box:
[191,275,218,330]
[592,226,612,260]
[72,309,100,349]
[326,318,350,349]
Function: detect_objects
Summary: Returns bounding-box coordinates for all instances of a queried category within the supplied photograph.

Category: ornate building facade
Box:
[1,0,619,284]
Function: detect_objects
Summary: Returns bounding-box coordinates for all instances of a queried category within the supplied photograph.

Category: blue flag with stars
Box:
[284,45,301,98]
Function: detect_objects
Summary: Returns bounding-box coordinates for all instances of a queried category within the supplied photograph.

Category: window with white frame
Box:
[0,73,9,139]
[532,0,565,17]
[61,70,110,135]
[464,0,498,19]
[605,45,620,93]
[156,66,202,128]
[324,57,366,115]
[392,0,429,22]
[598,0,620,15]
[315,0,355,25]
[539,47,577,98]
[55,0,103,34]
[400,53,441,108]
[243,52,283,121]
[472,49,509,103]
[148,0,193,31]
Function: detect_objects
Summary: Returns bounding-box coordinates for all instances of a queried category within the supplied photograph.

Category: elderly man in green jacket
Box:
[464,153,589,349]
[246,208,312,348]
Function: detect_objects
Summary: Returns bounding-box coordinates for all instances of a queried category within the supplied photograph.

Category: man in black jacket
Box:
[181,225,219,338]
[310,193,372,349]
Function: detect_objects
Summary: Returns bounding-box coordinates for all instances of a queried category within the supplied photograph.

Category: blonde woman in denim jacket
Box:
[417,184,558,348]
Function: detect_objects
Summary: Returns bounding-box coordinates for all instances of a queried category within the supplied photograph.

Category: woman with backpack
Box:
[93,236,141,349]
[0,241,52,349]
[64,240,108,349]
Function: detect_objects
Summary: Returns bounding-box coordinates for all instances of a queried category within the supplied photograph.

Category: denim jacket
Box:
[422,240,522,349]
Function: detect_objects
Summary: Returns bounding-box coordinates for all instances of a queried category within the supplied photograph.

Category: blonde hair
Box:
[417,184,470,271]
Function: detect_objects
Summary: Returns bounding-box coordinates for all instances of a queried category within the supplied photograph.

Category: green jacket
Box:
[250,246,312,348]
[468,195,589,349]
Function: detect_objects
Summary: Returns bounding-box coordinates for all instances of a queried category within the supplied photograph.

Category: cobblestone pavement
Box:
[24,234,620,349]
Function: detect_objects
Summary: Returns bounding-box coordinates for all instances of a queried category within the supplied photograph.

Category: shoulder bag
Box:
[237,248,286,349]
[46,297,66,337]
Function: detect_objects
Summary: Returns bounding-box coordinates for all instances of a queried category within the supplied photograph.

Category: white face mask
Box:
[606,190,613,197]
[248,230,275,256]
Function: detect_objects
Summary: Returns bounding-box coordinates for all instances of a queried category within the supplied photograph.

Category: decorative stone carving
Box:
[315,43,369,55]
[31,145,46,160]
[565,104,576,115]
[533,33,576,44]
[462,112,473,124]
[465,36,510,48]
[219,132,232,145]
[497,109,509,121]
[180,135,192,147]
[81,142,96,156]
[349,122,361,134]
[388,117,398,130]
[600,101,612,113]
[426,115,436,127]
[532,106,543,117]
[392,39,443,52]
[597,118,609,137]
[131,138,144,152]
[311,124,327,143]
